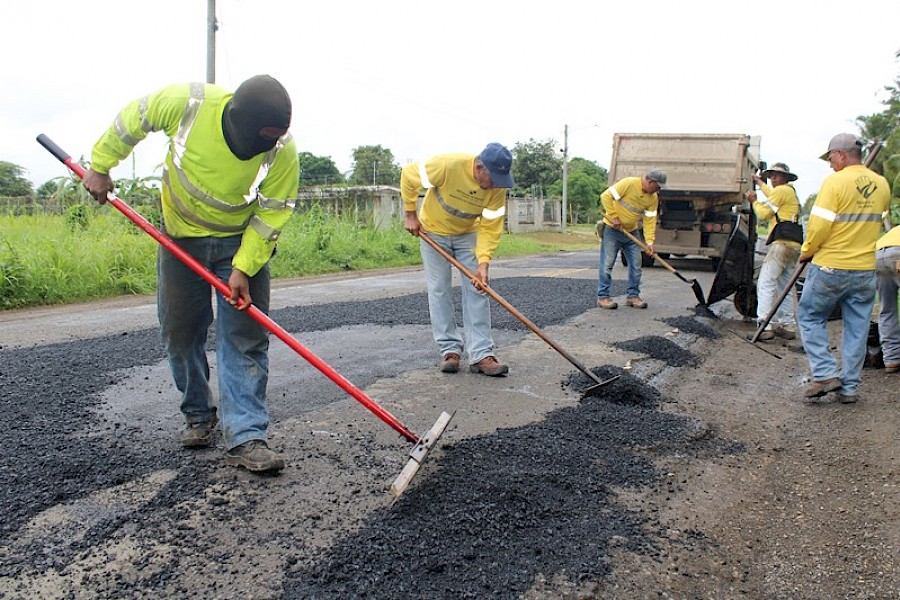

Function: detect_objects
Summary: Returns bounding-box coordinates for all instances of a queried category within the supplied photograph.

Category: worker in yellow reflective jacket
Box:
[83,75,299,472]
[797,133,891,403]
[400,143,514,377]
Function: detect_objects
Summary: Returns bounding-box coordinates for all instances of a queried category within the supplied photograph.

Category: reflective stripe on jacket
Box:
[91,82,299,276]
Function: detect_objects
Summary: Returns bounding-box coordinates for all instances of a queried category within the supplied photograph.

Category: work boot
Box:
[884,363,900,374]
[440,353,461,373]
[180,410,218,449]
[225,440,285,473]
[839,394,858,404]
[597,297,618,309]
[469,356,509,377]
[773,324,796,340]
[625,296,648,309]
[803,377,841,399]
[756,327,775,342]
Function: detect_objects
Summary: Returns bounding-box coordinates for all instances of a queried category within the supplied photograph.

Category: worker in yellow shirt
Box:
[748,162,802,341]
[875,224,900,373]
[797,134,891,402]
[400,143,514,377]
[596,171,664,309]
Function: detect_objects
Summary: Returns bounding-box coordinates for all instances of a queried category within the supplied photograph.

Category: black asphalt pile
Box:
[658,316,720,339]
[612,336,701,367]
[284,369,737,599]
[563,364,664,408]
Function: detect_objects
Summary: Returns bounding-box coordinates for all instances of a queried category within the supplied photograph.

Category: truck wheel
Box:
[641,253,656,267]
[657,252,671,260]
[710,257,721,271]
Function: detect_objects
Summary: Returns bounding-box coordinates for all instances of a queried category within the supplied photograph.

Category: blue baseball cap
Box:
[478,143,515,188]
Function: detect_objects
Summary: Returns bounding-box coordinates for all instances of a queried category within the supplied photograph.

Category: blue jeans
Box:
[875,246,900,366]
[756,242,800,328]
[419,232,495,363]
[797,264,876,396]
[597,227,643,298]
[157,235,271,450]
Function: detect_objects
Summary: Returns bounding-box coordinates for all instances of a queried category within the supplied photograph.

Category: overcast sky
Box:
[3,0,898,202]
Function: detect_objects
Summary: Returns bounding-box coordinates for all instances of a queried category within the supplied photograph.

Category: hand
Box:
[645,243,656,257]
[799,253,813,263]
[610,217,622,231]
[404,211,421,237]
[83,169,114,205]
[471,263,490,291]
[746,190,757,202]
[752,174,764,186]
[228,269,251,309]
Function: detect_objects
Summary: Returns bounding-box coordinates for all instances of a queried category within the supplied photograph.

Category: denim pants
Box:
[597,227,643,298]
[419,232,494,363]
[797,264,876,396]
[875,246,900,366]
[756,242,800,329]
[157,235,271,450]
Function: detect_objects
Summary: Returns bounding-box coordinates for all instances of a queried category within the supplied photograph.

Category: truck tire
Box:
[641,253,656,267]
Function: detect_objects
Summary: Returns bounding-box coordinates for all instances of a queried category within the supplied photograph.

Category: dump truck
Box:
[607,132,762,316]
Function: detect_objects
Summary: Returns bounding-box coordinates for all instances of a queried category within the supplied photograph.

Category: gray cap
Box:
[819,133,862,161]
[646,170,667,185]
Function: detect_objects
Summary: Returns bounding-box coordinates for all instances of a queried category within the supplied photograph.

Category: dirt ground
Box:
[0,250,897,599]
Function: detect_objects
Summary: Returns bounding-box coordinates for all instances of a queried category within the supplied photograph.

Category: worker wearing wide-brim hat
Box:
[748,162,802,341]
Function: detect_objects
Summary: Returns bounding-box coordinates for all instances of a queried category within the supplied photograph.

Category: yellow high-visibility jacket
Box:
[600,177,659,245]
[400,154,507,265]
[802,165,890,270]
[91,82,299,277]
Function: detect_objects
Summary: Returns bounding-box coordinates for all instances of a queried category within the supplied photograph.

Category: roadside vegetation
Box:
[0,206,597,311]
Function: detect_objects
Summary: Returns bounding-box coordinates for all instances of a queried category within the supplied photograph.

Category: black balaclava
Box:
[222,75,292,160]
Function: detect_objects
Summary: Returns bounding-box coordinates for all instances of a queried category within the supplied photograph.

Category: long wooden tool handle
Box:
[418,231,606,386]
[618,227,685,279]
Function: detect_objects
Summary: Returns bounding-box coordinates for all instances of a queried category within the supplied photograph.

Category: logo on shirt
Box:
[855,175,878,199]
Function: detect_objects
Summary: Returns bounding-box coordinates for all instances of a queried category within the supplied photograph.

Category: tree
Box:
[511,139,562,197]
[349,145,400,186]
[856,71,900,222]
[0,161,35,197]
[298,152,344,188]
[548,158,609,225]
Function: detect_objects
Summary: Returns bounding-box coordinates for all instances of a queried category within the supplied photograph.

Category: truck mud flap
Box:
[707,213,756,316]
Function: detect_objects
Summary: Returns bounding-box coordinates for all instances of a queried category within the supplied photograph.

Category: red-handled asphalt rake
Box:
[37,134,451,497]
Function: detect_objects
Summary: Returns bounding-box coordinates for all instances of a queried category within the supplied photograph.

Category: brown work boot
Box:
[772,324,796,340]
[803,377,841,399]
[756,328,775,342]
[225,440,285,473]
[469,356,509,377]
[884,363,900,374]
[180,410,218,449]
[597,297,618,310]
[625,296,648,309]
[440,353,461,373]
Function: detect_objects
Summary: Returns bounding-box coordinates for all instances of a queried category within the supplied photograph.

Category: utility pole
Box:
[206,0,217,83]
[561,124,568,233]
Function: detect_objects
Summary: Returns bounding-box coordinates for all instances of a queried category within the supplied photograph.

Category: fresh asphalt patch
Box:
[0,275,745,597]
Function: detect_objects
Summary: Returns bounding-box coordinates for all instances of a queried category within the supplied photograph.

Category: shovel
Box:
[37,134,450,498]
[619,228,707,306]
[418,231,620,396]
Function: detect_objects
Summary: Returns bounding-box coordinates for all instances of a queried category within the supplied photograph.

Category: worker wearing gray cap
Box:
[797,133,891,402]
[596,170,666,309]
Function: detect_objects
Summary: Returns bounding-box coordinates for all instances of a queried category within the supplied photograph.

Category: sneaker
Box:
[440,353,461,373]
[756,328,775,341]
[803,377,842,399]
[884,363,900,374]
[625,296,648,309]
[225,440,285,473]
[773,325,797,340]
[180,410,218,449]
[839,394,858,404]
[469,356,509,377]
[597,297,618,309]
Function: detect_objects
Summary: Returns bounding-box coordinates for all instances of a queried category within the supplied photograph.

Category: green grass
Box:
[0,208,598,310]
